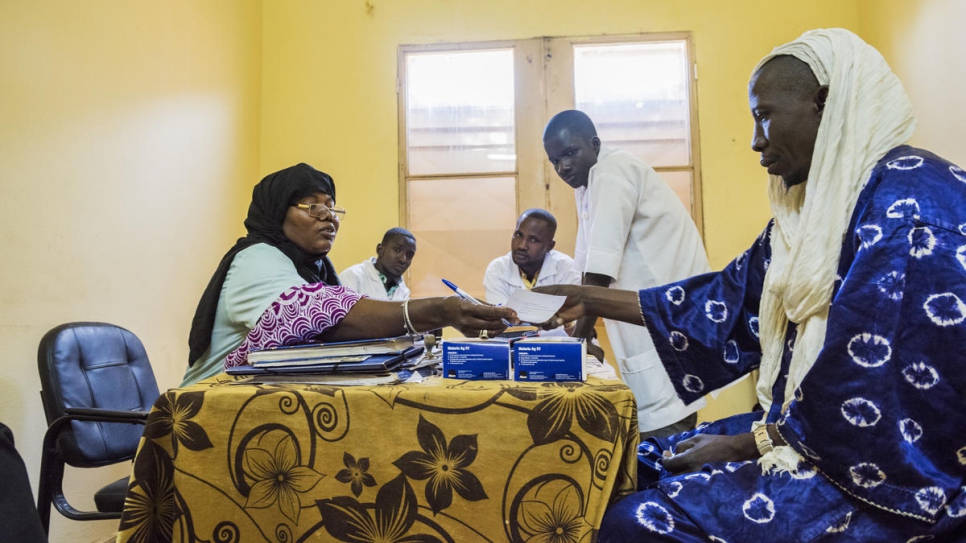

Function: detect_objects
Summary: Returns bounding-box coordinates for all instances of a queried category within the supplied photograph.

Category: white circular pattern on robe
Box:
[902,362,940,389]
[847,333,892,367]
[705,300,728,323]
[708,537,729,543]
[841,397,882,427]
[957,245,966,272]
[787,335,796,352]
[723,340,740,364]
[916,486,946,516]
[908,226,936,258]
[741,493,776,524]
[850,462,886,488]
[664,481,683,498]
[900,418,923,443]
[857,224,883,249]
[749,317,760,338]
[640,441,657,454]
[665,286,686,305]
[763,258,770,271]
[876,271,905,301]
[634,502,675,534]
[798,442,821,461]
[724,461,747,472]
[684,472,711,482]
[951,165,966,183]
[960,223,966,236]
[788,460,817,480]
[947,487,966,518]
[683,374,704,393]
[826,511,852,533]
[669,331,689,351]
[886,155,924,170]
[735,251,747,270]
[887,198,921,220]
[958,447,966,466]
[923,292,966,326]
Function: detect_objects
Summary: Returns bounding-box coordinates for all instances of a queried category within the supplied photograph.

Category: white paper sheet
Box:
[504,289,566,324]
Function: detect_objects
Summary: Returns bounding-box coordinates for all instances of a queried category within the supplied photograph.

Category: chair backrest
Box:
[37,322,160,467]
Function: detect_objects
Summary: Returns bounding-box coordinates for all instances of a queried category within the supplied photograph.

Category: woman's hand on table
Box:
[661,433,758,474]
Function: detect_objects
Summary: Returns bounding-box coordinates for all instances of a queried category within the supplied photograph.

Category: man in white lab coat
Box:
[483,208,580,307]
[339,227,416,302]
[543,110,711,438]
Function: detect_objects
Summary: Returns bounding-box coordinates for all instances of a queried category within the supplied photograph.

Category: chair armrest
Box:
[42,408,151,464]
[60,407,150,424]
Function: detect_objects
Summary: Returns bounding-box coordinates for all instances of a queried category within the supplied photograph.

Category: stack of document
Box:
[231,365,436,386]
[226,335,429,380]
[248,335,416,365]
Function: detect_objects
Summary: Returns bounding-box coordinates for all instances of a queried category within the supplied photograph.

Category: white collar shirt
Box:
[572,145,712,432]
[482,250,580,307]
[338,257,411,301]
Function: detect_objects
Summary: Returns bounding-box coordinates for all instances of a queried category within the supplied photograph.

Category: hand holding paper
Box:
[529,284,587,327]
[503,289,567,324]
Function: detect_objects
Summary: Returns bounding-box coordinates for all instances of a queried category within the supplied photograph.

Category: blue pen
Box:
[441,279,513,326]
[441,279,483,304]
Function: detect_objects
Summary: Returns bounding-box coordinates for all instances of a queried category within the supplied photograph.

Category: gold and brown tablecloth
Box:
[116,374,638,543]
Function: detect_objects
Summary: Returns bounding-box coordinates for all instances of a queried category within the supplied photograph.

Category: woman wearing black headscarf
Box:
[183,163,514,385]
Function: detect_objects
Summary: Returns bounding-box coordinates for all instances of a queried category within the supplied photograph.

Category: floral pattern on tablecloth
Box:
[118,375,638,543]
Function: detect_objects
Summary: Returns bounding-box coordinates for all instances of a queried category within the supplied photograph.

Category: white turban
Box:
[751,29,916,436]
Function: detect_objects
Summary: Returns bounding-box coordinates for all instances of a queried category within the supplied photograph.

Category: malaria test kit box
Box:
[441,338,511,380]
[512,337,587,382]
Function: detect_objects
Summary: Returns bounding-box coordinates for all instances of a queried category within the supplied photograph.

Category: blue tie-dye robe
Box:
[600,146,966,542]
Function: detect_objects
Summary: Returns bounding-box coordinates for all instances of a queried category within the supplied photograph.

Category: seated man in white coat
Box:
[339,227,416,301]
[483,209,580,306]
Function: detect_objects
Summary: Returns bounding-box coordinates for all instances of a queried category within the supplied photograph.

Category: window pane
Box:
[406,49,516,176]
[574,42,691,168]
[408,177,517,298]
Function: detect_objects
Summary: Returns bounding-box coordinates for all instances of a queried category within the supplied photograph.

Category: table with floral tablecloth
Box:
[117,373,638,543]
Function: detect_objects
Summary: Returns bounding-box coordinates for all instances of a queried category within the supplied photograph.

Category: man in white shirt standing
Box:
[543,110,711,439]
[339,227,416,302]
[483,208,580,307]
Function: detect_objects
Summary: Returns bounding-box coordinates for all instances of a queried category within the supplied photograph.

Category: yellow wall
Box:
[0,1,261,541]
[859,0,966,168]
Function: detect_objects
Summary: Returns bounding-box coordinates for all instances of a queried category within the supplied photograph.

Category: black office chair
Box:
[36,322,160,534]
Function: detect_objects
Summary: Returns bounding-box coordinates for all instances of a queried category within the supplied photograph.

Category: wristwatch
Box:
[753,424,774,456]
